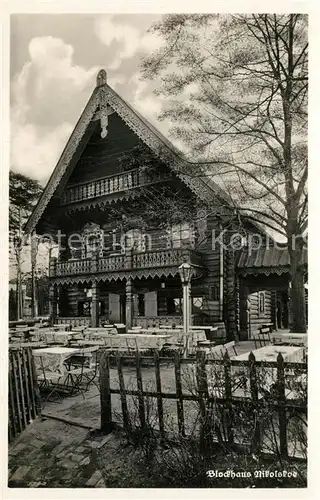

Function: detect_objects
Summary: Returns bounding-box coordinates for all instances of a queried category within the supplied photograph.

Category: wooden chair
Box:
[37,356,65,406]
[253,326,272,349]
[64,350,100,395]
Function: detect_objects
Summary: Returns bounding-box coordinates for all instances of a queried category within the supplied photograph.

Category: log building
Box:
[25,70,307,339]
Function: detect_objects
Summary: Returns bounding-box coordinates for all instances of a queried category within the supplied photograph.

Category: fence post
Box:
[100,351,112,433]
[116,353,131,432]
[223,350,234,445]
[196,350,209,454]
[154,350,165,439]
[174,352,185,437]
[248,352,261,453]
[135,351,146,429]
[277,353,288,457]
[17,350,27,429]
[28,347,42,415]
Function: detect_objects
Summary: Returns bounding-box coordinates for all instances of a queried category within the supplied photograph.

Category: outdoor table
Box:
[271,332,307,346]
[32,346,98,374]
[10,342,46,349]
[229,345,305,397]
[53,324,71,331]
[100,333,171,350]
[234,345,305,363]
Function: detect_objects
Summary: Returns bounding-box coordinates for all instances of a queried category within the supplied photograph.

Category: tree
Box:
[9,171,43,319]
[141,14,308,332]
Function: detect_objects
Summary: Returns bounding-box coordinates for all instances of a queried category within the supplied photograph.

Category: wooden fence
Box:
[99,350,307,457]
[8,347,41,443]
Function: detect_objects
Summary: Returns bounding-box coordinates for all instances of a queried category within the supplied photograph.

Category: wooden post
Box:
[125,278,133,331]
[27,347,41,415]
[272,291,278,330]
[91,280,99,327]
[17,351,27,429]
[225,248,238,341]
[277,353,288,456]
[11,352,23,433]
[135,352,146,429]
[154,351,165,439]
[248,352,261,453]
[196,351,209,453]
[48,283,58,325]
[8,352,18,439]
[223,350,234,444]
[21,349,32,423]
[174,352,185,436]
[116,353,131,432]
[100,351,112,433]
[30,232,38,318]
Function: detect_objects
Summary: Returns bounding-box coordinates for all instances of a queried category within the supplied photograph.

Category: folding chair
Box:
[253,327,272,349]
[37,356,65,406]
[64,350,99,396]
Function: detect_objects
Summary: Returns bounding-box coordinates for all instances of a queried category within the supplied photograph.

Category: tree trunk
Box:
[288,240,307,332]
[290,267,306,332]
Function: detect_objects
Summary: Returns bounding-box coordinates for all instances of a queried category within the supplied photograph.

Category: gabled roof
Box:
[25,69,235,235]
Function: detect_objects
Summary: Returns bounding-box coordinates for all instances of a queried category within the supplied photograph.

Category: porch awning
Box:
[236,246,307,276]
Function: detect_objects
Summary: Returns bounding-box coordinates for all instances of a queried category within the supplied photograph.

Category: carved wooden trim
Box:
[50,265,203,286]
[26,80,232,235]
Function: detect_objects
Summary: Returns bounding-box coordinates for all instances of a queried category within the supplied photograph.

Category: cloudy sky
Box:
[10,14,172,185]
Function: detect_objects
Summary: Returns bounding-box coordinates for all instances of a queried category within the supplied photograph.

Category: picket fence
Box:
[8,347,41,443]
[99,350,307,457]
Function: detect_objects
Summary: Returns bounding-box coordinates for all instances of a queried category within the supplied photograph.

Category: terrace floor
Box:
[8,338,305,488]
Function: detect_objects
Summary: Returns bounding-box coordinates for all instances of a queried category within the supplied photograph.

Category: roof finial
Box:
[97,69,107,87]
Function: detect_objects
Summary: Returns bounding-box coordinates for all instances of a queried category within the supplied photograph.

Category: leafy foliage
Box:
[9,171,42,231]
[141,14,308,331]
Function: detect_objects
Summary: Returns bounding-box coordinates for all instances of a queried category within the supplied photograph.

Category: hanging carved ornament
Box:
[99,87,109,138]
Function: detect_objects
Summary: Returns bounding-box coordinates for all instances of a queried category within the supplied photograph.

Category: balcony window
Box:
[169,223,194,249]
[122,229,151,252]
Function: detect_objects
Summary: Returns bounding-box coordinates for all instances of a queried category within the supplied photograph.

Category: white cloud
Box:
[11,36,100,183]
[11,121,73,184]
[94,16,163,71]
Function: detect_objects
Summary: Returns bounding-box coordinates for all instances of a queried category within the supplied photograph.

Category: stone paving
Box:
[8,416,113,488]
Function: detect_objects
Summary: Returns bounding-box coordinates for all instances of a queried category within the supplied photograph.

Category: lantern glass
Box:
[178,262,192,284]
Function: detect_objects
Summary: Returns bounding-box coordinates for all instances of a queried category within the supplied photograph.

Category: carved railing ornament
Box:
[99,74,109,138]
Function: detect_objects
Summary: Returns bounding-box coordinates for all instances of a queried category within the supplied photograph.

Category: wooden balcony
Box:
[60,168,173,205]
[50,248,204,280]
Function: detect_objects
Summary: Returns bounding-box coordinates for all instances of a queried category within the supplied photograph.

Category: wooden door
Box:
[109,293,121,323]
[145,291,158,317]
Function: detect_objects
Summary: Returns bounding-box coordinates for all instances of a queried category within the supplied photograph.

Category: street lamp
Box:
[179,262,192,357]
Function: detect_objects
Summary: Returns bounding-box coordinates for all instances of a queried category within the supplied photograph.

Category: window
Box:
[192,297,203,313]
[138,294,145,316]
[78,301,91,317]
[166,297,182,315]
[259,292,265,313]
[123,229,147,252]
[169,223,193,248]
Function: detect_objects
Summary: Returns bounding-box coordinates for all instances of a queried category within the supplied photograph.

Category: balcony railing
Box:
[51,248,204,278]
[61,168,172,205]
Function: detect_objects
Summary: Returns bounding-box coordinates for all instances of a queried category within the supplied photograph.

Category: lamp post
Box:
[179,261,192,358]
